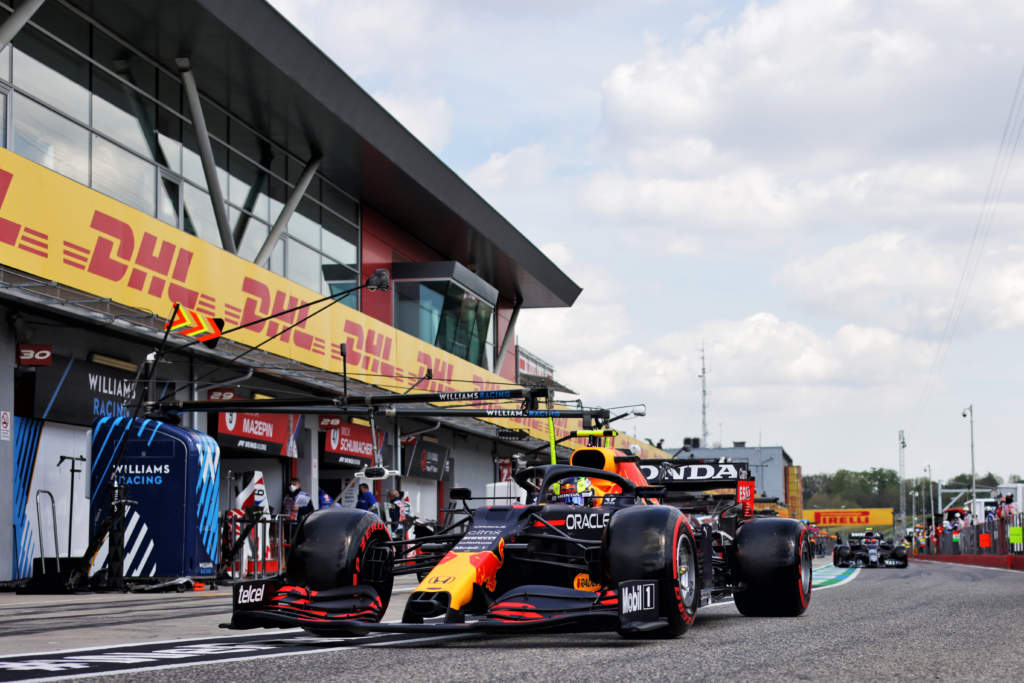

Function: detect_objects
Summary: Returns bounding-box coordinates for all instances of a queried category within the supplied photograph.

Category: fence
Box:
[916,512,1024,556]
[220,512,295,581]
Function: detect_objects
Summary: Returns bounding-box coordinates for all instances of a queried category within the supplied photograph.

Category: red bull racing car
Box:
[227,448,812,639]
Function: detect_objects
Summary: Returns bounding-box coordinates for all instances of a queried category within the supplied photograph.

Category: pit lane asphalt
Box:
[5,558,1023,681]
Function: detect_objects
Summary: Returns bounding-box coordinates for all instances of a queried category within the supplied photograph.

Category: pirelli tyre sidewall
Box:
[603,505,698,638]
[287,507,394,614]
[734,518,811,617]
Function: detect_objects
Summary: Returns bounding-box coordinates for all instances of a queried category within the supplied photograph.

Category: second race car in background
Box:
[834,530,907,568]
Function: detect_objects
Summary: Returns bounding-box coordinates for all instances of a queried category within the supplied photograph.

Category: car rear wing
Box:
[636,459,752,491]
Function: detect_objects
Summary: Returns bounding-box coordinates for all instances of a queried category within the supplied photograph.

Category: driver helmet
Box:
[553,476,595,505]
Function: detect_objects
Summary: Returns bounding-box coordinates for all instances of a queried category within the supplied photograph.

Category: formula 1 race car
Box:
[227,448,812,639]
[833,531,907,568]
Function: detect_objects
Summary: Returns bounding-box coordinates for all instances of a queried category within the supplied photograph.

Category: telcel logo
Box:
[236,584,266,605]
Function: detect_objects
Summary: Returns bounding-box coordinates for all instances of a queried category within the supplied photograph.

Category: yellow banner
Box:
[785,465,803,520]
[806,508,895,527]
[0,149,664,456]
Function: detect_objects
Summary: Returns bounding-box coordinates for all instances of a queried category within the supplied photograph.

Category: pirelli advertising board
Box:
[0,149,664,458]
[806,508,895,527]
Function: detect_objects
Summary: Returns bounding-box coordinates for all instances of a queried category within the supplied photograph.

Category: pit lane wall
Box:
[0,150,663,460]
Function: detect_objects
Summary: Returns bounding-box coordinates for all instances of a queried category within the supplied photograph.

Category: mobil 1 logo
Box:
[233,580,273,609]
[618,580,658,624]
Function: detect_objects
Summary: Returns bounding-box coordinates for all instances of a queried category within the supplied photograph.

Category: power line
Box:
[913,62,1024,415]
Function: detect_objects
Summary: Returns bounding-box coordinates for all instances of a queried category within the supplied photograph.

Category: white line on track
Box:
[7,567,865,679]
[914,559,1024,575]
[20,633,470,683]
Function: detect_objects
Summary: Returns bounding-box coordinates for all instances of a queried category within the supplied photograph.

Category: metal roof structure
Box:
[67,0,581,310]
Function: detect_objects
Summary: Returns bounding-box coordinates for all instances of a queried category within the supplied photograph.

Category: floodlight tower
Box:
[898,430,907,537]
[699,344,709,448]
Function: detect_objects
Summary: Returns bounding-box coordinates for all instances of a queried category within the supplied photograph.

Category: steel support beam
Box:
[494,296,522,376]
[255,156,321,267]
[176,57,236,254]
[0,0,46,50]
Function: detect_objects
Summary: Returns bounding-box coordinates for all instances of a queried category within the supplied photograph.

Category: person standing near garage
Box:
[283,477,313,522]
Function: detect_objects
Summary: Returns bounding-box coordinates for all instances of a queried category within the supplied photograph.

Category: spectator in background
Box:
[357,483,377,511]
[283,477,313,521]
[387,489,406,537]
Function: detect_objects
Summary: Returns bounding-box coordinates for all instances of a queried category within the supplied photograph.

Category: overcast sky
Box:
[270,0,1024,483]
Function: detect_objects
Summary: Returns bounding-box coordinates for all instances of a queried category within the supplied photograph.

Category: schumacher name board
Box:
[806,508,894,526]
[322,419,384,466]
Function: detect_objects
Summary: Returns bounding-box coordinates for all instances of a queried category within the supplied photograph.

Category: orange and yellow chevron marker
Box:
[165,304,224,348]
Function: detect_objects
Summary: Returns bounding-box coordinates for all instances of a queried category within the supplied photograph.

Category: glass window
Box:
[91,71,152,158]
[287,198,320,248]
[91,135,156,216]
[236,213,269,263]
[12,94,89,184]
[13,28,89,122]
[322,223,358,270]
[269,239,285,277]
[0,45,11,82]
[286,237,321,292]
[183,182,221,246]
[395,279,495,369]
[157,174,181,228]
[321,181,359,227]
[156,108,181,173]
[0,92,6,147]
[228,151,269,222]
[324,259,359,308]
[182,125,228,193]
[32,1,90,54]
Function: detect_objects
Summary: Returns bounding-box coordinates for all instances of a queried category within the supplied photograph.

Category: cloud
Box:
[268,0,438,78]
[371,92,453,153]
[778,233,1024,335]
[582,0,1024,248]
[465,144,553,192]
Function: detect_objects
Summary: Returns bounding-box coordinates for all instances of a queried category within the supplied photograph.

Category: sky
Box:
[268,0,1024,483]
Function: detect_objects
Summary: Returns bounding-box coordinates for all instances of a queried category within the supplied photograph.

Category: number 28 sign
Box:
[16,344,53,366]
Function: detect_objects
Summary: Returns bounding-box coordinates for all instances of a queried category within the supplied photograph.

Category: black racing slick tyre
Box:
[733,518,811,617]
[603,505,699,639]
[286,507,394,614]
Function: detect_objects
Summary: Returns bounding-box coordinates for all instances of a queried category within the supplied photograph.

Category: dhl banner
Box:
[806,508,895,527]
[0,149,664,458]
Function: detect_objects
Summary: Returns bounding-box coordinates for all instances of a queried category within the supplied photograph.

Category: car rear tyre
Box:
[604,505,699,639]
[286,507,394,618]
[734,518,811,617]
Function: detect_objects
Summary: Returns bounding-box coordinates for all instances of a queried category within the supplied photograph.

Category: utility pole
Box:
[698,343,708,448]
[898,430,907,537]
[962,404,976,518]
[925,465,935,525]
